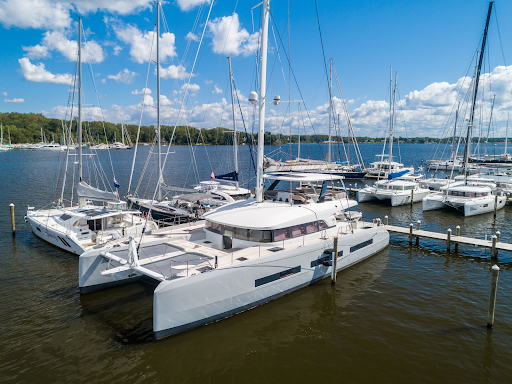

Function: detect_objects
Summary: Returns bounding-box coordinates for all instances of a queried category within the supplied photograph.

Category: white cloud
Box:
[2,91,7,96]
[0,0,72,30]
[114,24,176,64]
[204,79,213,84]
[100,78,106,84]
[185,31,199,42]
[213,85,222,94]
[176,0,210,12]
[107,68,138,84]
[181,83,200,93]
[19,58,73,85]
[40,30,104,63]
[131,87,152,95]
[71,0,152,15]
[22,44,50,59]
[113,45,122,55]
[159,64,191,80]
[4,98,25,103]
[208,13,259,57]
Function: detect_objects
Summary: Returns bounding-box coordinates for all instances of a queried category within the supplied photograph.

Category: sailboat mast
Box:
[156,1,162,201]
[506,113,509,155]
[255,0,270,203]
[227,56,239,189]
[389,73,398,172]
[78,17,82,183]
[463,1,493,182]
[298,103,301,159]
[328,58,332,163]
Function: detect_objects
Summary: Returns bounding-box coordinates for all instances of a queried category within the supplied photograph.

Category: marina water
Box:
[1,143,512,383]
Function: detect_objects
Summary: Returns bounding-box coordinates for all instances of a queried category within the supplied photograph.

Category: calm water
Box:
[1,143,512,383]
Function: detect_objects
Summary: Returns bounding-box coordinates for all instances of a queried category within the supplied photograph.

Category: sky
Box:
[1,0,512,139]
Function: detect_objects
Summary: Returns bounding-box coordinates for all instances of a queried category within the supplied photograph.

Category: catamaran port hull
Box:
[152,226,389,339]
[27,216,85,255]
[357,188,378,203]
[422,194,506,216]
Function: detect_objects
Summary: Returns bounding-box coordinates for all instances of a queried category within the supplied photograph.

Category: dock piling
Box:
[447,228,452,252]
[455,225,460,252]
[496,231,501,242]
[491,235,498,259]
[9,203,15,237]
[487,265,500,328]
[411,190,414,207]
[384,215,388,225]
[494,195,498,219]
[409,223,413,244]
[416,220,421,245]
[331,236,338,284]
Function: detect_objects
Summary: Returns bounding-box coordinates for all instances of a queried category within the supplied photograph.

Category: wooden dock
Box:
[378,223,511,257]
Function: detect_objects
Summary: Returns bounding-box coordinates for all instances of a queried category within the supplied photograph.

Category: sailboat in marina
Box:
[358,72,429,206]
[422,2,506,216]
[0,124,11,151]
[78,0,389,340]
[25,18,157,255]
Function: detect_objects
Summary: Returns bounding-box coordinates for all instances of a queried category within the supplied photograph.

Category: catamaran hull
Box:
[27,216,85,255]
[152,226,389,339]
[422,194,506,216]
[389,191,430,206]
[357,188,377,203]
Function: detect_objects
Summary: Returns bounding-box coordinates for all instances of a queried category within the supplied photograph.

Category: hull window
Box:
[255,266,301,287]
[350,238,373,253]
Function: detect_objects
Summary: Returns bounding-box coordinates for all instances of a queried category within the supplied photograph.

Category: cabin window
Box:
[273,228,290,241]
[291,225,306,238]
[318,220,329,230]
[305,222,318,234]
[404,186,415,190]
[350,238,373,253]
[392,186,403,190]
[377,184,384,189]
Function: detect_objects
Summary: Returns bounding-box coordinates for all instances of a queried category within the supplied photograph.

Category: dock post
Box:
[384,215,388,225]
[416,220,421,245]
[447,228,452,252]
[9,203,15,237]
[455,225,460,252]
[496,231,501,242]
[409,223,413,245]
[494,195,498,219]
[331,236,338,284]
[487,265,500,328]
[411,190,414,207]
[491,235,498,259]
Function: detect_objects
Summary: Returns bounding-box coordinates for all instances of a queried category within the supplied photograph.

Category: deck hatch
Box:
[255,266,301,287]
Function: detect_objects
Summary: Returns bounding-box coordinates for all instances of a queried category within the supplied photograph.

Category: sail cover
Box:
[77,182,119,202]
[215,171,238,182]
[388,170,410,180]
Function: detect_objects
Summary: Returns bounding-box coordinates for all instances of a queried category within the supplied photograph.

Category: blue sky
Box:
[1,0,512,138]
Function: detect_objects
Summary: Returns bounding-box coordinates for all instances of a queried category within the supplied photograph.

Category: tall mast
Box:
[452,103,459,159]
[78,17,82,184]
[485,94,496,156]
[328,58,333,163]
[298,103,301,159]
[506,113,509,155]
[463,1,493,182]
[156,1,162,201]
[389,73,398,173]
[227,56,239,189]
[255,0,270,203]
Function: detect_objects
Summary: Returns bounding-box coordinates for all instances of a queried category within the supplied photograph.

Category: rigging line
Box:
[81,24,116,188]
[140,0,214,244]
[128,23,156,194]
[268,9,326,160]
[493,6,512,104]
[232,77,257,175]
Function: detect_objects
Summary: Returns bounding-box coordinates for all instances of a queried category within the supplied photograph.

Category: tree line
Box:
[1,112,505,145]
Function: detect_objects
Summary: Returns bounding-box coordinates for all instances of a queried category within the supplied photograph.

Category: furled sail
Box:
[77,182,119,202]
[388,170,410,180]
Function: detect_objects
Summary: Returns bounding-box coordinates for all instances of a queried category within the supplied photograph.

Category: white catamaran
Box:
[78,0,389,340]
[26,18,157,255]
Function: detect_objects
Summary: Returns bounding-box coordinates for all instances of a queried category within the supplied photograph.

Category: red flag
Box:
[211,171,215,179]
